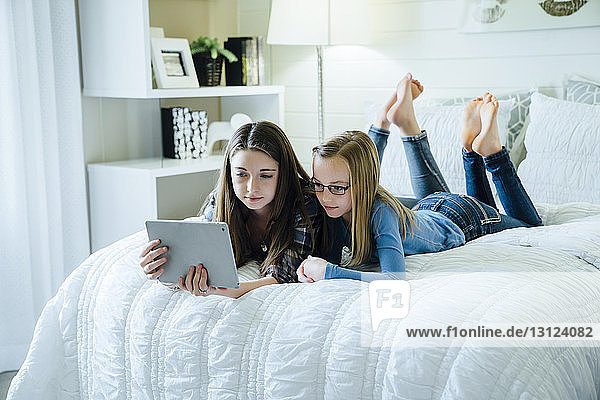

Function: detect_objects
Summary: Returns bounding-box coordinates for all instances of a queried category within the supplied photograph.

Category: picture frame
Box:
[151,37,199,89]
[458,0,600,33]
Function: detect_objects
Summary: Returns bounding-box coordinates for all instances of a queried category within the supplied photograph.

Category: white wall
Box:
[239,0,600,164]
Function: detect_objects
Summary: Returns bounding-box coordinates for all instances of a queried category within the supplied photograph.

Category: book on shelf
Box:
[257,37,265,86]
[224,36,264,86]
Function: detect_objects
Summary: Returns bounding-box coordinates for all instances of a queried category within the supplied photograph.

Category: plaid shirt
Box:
[200,192,323,284]
[266,194,322,283]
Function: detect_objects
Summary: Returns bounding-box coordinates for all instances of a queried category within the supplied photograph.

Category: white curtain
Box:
[0,0,89,372]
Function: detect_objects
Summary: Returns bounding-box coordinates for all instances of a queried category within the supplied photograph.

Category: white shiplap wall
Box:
[238,0,600,164]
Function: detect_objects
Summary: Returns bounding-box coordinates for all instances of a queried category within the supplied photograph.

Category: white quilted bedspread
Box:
[8,203,600,400]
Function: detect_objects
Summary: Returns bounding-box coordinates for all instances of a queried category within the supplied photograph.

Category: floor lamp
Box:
[267,0,369,143]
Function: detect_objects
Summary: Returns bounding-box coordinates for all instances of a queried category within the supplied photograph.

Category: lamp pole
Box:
[317,45,324,143]
[268,0,368,143]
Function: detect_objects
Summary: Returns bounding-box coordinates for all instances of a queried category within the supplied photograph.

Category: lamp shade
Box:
[267,0,369,46]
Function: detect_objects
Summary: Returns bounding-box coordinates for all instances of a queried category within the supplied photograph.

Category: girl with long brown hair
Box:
[139,121,321,298]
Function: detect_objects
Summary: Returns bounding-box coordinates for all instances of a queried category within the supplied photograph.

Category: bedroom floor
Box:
[0,371,17,400]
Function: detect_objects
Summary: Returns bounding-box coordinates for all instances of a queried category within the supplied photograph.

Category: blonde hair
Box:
[312,131,415,266]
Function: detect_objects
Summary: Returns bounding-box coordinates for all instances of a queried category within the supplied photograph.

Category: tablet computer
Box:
[145,220,239,288]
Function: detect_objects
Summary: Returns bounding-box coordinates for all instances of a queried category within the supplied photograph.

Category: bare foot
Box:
[386,73,422,136]
[376,75,423,131]
[374,91,398,131]
[472,93,502,157]
[461,97,483,152]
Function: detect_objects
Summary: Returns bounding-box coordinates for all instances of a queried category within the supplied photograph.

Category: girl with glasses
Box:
[297,73,542,283]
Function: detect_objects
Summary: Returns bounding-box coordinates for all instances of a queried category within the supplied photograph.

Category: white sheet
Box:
[8,203,600,399]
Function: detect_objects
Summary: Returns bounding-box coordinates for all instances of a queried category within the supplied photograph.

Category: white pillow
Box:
[375,100,513,198]
[518,92,600,205]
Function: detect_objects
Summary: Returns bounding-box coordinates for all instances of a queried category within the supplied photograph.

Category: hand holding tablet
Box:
[143,220,240,289]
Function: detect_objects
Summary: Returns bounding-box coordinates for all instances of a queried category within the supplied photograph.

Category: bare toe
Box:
[411,78,424,99]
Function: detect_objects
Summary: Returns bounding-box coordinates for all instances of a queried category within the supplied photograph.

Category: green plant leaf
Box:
[219,48,238,63]
[189,35,237,61]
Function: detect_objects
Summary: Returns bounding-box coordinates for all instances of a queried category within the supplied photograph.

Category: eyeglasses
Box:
[310,179,351,195]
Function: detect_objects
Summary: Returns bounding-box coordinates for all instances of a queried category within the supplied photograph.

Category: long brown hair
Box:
[312,130,415,266]
[205,121,313,275]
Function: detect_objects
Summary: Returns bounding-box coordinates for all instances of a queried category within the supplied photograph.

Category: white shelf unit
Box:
[78,0,285,124]
[79,0,285,250]
[83,85,286,100]
[88,156,224,252]
[78,0,284,117]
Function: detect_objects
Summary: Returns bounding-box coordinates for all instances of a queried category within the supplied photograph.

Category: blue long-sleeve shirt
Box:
[321,200,465,281]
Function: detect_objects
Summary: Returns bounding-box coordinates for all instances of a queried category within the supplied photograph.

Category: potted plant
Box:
[189,36,238,86]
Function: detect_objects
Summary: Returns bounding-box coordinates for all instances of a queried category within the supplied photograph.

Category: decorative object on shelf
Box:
[161,107,208,159]
[206,113,252,155]
[224,37,265,86]
[149,26,164,38]
[151,38,199,89]
[267,0,370,142]
[189,36,238,87]
[458,0,600,33]
[149,27,164,89]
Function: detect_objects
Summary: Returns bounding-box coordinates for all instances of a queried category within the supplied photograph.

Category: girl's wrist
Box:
[237,277,278,297]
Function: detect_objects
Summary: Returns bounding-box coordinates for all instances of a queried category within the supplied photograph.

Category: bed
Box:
[8,85,600,399]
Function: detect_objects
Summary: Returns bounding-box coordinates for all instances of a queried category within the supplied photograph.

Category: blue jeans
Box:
[372,130,542,242]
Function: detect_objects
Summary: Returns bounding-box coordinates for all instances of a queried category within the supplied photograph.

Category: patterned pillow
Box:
[566,76,600,105]
[421,91,533,168]
[517,92,600,205]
